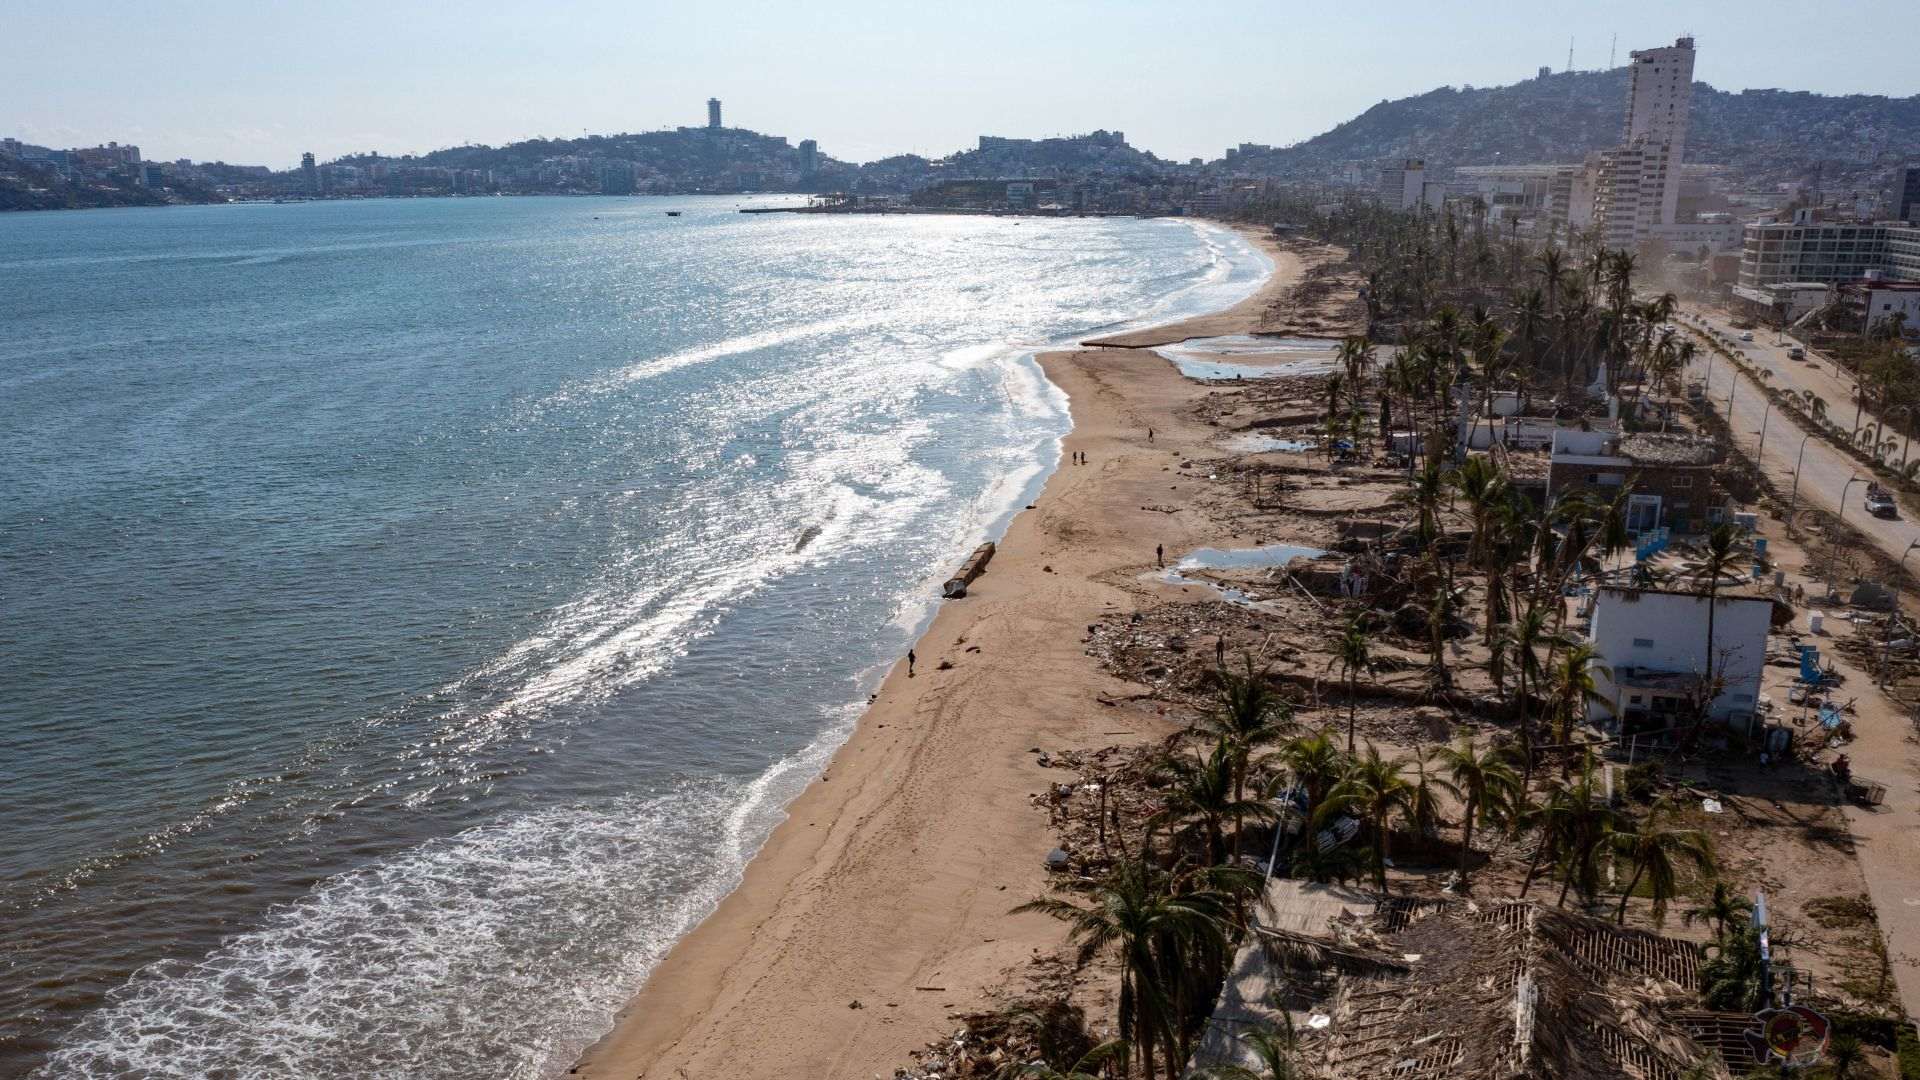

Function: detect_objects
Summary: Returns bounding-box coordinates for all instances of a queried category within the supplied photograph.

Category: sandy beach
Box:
[571,231,1329,1080]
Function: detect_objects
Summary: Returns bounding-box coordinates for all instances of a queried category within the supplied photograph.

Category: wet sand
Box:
[570,233,1314,1080]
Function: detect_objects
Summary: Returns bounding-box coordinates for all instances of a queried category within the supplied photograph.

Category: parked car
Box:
[1788,346,1806,361]
[1866,484,1897,518]
[1739,331,1755,342]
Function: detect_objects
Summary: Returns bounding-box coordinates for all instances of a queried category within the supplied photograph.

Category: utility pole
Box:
[1567,36,1575,73]
[1609,34,1617,69]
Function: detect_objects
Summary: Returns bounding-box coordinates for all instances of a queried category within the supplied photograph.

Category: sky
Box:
[5,0,1915,168]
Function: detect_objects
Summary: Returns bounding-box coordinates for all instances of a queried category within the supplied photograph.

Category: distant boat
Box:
[665,211,682,217]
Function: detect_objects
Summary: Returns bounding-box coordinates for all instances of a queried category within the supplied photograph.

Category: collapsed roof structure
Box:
[1196,881,1769,1079]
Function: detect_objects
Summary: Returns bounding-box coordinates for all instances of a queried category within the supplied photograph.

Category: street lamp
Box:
[1839,475,1867,533]
[1879,539,1920,687]
[1756,397,1775,461]
[1726,376,1738,421]
[1786,432,1817,523]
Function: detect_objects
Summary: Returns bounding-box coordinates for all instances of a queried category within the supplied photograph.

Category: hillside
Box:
[1234,68,1920,185]
[336,127,858,193]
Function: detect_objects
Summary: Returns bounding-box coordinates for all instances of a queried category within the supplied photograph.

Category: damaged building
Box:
[1194,881,1773,1079]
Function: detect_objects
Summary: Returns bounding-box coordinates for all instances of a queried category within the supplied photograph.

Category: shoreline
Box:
[569,227,1317,1080]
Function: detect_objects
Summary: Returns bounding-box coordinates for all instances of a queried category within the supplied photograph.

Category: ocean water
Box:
[0,196,1270,1078]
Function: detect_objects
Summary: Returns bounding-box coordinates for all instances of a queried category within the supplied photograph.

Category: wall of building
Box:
[1587,588,1772,727]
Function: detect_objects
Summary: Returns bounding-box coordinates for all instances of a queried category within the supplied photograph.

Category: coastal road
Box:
[1677,309,1920,1019]
[1678,315,1920,567]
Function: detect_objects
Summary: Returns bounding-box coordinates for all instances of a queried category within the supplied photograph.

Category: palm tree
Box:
[1538,247,1566,315]
[1827,1033,1865,1079]
[1449,455,1512,645]
[1611,797,1715,925]
[1152,739,1276,866]
[1517,778,1574,898]
[1327,619,1374,753]
[1197,657,1293,857]
[1681,525,1745,750]
[1504,602,1554,784]
[1015,859,1239,1080]
[1425,572,1454,688]
[1403,745,1460,841]
[1439,735,1521,882]
[1683,880,1753,941]
[1324,743,1413,891]
[1271,728,1349,824]
[1700,921,1767,1011]
[1410,462,1446,544]
[1545,641,1611,745]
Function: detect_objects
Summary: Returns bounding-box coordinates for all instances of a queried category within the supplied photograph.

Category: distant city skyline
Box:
[6,0,1916,168]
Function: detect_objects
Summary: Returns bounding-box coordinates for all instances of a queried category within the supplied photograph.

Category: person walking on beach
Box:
[1156,544,1164,568]
[907,649,916,677]
[1148,427,1154,442]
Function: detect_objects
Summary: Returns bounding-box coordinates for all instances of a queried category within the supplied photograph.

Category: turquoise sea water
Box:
[0,196,1269,1078]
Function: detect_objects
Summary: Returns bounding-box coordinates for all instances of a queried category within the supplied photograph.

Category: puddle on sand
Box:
[1227,433,1315,453]
[1149,543,1329,606]
[1155,335,1341,381]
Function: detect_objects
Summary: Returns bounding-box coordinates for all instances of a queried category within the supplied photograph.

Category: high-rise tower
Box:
[1624,35,1694,226]
[1590,37,1696,247]
[707,98,722,130]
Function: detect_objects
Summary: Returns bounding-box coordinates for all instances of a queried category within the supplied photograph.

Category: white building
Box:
[1377,159,1445,211]
[1840,280,1920,335]
[1587,586,1773,736]
[1730,281,1833,323]
[1738,212,1920,288]
[1585,38,1739,251]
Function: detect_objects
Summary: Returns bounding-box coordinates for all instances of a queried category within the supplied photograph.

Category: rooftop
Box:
[1617,432,1721,467]
[1204,890,1756,1079]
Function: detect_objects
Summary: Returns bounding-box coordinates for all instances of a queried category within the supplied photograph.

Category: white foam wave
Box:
[35,709,855,1080]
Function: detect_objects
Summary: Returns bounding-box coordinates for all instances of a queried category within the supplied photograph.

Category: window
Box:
[1632,638,1656,648]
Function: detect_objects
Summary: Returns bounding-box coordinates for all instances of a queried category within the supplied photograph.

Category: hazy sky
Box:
[6,0,1914,168]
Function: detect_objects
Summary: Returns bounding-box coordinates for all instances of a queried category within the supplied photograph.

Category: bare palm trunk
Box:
[1519,836,1547,897]
[1616,861,1646,923]
[1347,675,1357,753]
[1457,795,1477,879]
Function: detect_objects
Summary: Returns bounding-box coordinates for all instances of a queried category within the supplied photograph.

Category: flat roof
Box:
[1598,585,1772,606]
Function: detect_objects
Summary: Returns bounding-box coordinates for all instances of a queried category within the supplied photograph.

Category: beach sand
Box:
[570,234,1316,1080]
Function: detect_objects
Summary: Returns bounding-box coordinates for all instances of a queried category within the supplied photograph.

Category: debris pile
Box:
[1293,899,1750,1079]
[891,992,1097,1080]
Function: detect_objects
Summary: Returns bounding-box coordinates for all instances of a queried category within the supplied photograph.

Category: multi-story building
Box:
[1736,209,1920,288]
[1452,164,1555,219]
[1590,37,1696,249]
[1376,159,1444,211]
[707,98,723,130]
[1586,586,1774,735]
[1547,429,1724,534]
[1836,280,1920,335]
[1895,165,1920,225]
[797,139,818,177]
[300,152,318,193]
